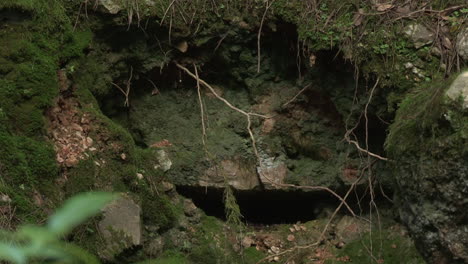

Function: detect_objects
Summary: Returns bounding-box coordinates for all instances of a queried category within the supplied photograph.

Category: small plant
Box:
[0,192,117,264]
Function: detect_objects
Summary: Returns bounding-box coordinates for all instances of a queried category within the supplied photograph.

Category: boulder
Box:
[98,195,141,260]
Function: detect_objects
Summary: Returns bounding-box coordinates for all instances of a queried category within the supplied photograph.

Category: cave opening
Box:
[88,19,393,226]
[177,185,391,225]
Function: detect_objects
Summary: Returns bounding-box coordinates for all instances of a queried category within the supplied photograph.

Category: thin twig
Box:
[282,84,311,107]
[160,0,178,25]
[344,77,389,161]
[111,66,133,107]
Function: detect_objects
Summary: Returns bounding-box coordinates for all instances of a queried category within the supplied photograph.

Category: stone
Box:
[404,24,434,49]
[200,158,259,190]
[154,150,172,172]
[136,173,144,180]
[456,28,468,60]
[183,199,198,217]
[161,181,175,192]
[98,195,141,260]
[0,194,11,203]
[257,156,287,189]
[97,0,123,14]
[445,71,468,109]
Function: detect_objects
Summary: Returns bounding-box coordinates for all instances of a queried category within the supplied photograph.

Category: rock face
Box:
[388,72,468,264]
[98,195,141,260]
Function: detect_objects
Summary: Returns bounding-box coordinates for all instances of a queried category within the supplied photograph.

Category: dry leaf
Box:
[442,37,452,49]
[376,3,393,12]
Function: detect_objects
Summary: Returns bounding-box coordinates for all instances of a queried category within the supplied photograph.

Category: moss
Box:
[137,250,188,264]
[385,75,455,155]
[141,190,178,231]
[243,247,266,263]
[186,215,244,264]
[0,0,94,225]
[124,85,254,186]
[0,131,58,220]
[327,231,424,264]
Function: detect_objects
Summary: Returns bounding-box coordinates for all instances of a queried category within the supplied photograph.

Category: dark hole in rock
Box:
[177,186,390,225]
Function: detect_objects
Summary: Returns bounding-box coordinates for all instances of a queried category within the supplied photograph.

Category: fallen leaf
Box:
[376,3,393,12]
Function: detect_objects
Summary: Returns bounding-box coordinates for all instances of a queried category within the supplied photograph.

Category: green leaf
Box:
[0,243,26,264]
[47,192,117,236]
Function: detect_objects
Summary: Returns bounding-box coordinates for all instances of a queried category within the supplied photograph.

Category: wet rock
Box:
[445,71,468,109]
[456,28,468,60]
[404,24,434,48]
[98,195,141,260]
